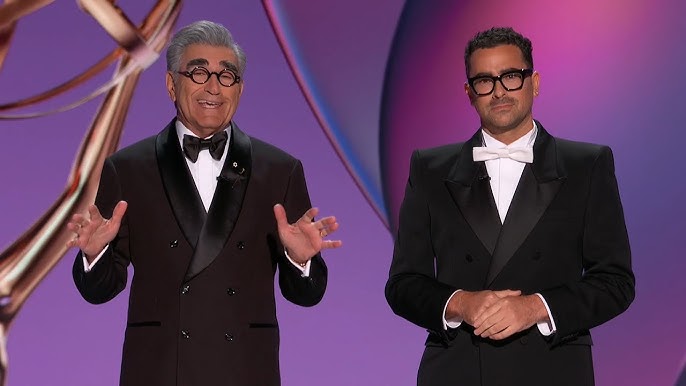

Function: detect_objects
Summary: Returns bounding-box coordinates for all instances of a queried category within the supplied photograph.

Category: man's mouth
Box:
[198,100,222,108]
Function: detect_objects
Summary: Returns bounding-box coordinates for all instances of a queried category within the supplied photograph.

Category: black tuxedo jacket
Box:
[386,122,634,386]
[73,120,327,386]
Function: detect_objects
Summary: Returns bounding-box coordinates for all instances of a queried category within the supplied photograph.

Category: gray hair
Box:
[166,20,247,76]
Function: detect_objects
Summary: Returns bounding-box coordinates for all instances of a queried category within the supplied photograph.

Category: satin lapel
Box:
[445,130,501,255]
[185,122,252,281]
[156,120,206,248]
[485,124,567,285]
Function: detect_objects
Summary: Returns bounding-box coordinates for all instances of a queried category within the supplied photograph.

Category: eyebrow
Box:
[470,67,522,78]
[184,58,240,73]
[185,58,208,68]
[220,60,240,73]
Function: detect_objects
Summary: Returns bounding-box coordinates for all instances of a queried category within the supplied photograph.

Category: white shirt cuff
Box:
[442,290,463,330]
[82,245,109,273]
[535,293,557,336]
[284,249,311,277]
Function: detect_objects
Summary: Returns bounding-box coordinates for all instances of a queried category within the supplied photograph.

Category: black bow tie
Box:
[182,130,228,162]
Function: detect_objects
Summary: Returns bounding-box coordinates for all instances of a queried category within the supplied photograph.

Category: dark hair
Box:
[464,27,533,77]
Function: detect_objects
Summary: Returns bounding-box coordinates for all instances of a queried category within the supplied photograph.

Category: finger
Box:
[473,301,502,327]
[70,213,87,225]
[300,207,319,223]
[66,231,83,249]
[494,289,521,298]
[87,204,104,222]
[66,222,81,233]
[319,219,339,233]
[318,216,337,226]
[273,204,289,228]
[489,325,516,340]
[474,313,504,336]
[109,201,128,226]
[321,239,343,249]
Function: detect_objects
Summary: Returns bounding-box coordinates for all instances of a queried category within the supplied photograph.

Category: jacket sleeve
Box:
[539,146,635,345]
[72,157,130,304]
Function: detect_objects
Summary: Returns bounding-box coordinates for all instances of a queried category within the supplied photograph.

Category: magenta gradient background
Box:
[0,1,683,385]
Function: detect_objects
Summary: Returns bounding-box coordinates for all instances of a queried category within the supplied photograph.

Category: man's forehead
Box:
[468,45,526,72]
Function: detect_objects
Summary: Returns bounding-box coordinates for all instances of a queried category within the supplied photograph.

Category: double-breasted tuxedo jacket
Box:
[386,122,634,386]
[73,120,327,386]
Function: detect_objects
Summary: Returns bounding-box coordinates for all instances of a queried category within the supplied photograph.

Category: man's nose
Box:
[204,74,221,94]
[492,80,507,98]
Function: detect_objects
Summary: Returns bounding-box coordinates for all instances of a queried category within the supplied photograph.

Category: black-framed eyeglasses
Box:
[177,66,241,87]
[467,69,534,96]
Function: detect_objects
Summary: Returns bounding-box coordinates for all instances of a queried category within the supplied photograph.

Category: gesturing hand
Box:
[66,201,128,261]
[273,204,342,265]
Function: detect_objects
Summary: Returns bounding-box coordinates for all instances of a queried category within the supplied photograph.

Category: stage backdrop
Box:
[0,1,684,385]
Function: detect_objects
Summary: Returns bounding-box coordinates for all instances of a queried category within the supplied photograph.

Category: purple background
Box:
[0,1,684,385]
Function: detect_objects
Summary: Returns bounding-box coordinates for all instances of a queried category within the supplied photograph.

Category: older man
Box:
[68,20,341,386]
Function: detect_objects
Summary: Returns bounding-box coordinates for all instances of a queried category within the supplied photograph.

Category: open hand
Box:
[66,201,128,261]
[273,204,342,265]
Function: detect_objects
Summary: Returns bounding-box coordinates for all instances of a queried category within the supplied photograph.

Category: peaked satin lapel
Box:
[156,120,207,248]
[185,122,252,281]
[485,124,567,286]
[445,130,501,255]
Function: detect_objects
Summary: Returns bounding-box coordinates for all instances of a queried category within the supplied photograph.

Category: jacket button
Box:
[237,241,245,250]
[181,330,190,339]
[533,251,542,260]
[520,336,529,345]
[227,288,237,296]
[170,240,178,248]
[181,285,190,295]
[225,333,234,342]
[465,254,474,263]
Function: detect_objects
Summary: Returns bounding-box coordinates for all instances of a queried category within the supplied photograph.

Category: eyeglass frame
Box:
[467,68,534,96]
[177,66,242,87]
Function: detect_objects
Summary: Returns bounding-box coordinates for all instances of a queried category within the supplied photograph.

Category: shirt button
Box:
[181,285,190,295]
[236,241,245,250]
[170,240,178,248]
[227,288,237,296]
[225,333,234,342]
[181,330,190,339]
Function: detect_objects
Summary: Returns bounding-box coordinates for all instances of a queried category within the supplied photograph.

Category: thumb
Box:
[110,201,129,225]
[273,204,288,228]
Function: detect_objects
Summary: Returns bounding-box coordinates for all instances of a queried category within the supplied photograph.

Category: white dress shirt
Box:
[83,121,310,276]
[442,121,556,335]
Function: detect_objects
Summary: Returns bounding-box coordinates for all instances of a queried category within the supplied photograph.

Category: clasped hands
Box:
[67,201,342,265]
[447,289,549,341]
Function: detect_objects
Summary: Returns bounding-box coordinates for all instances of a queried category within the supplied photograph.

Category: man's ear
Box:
[464,82,476,104]
[165,71,176,102]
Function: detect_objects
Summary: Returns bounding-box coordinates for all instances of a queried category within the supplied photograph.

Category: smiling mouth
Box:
[198,100,222,108]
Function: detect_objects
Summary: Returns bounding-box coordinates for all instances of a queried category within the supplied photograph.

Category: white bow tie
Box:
[472,146,534,163]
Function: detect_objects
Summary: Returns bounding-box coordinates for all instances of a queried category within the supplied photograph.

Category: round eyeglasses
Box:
[467,69,534,96]
[177,66,241,87]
